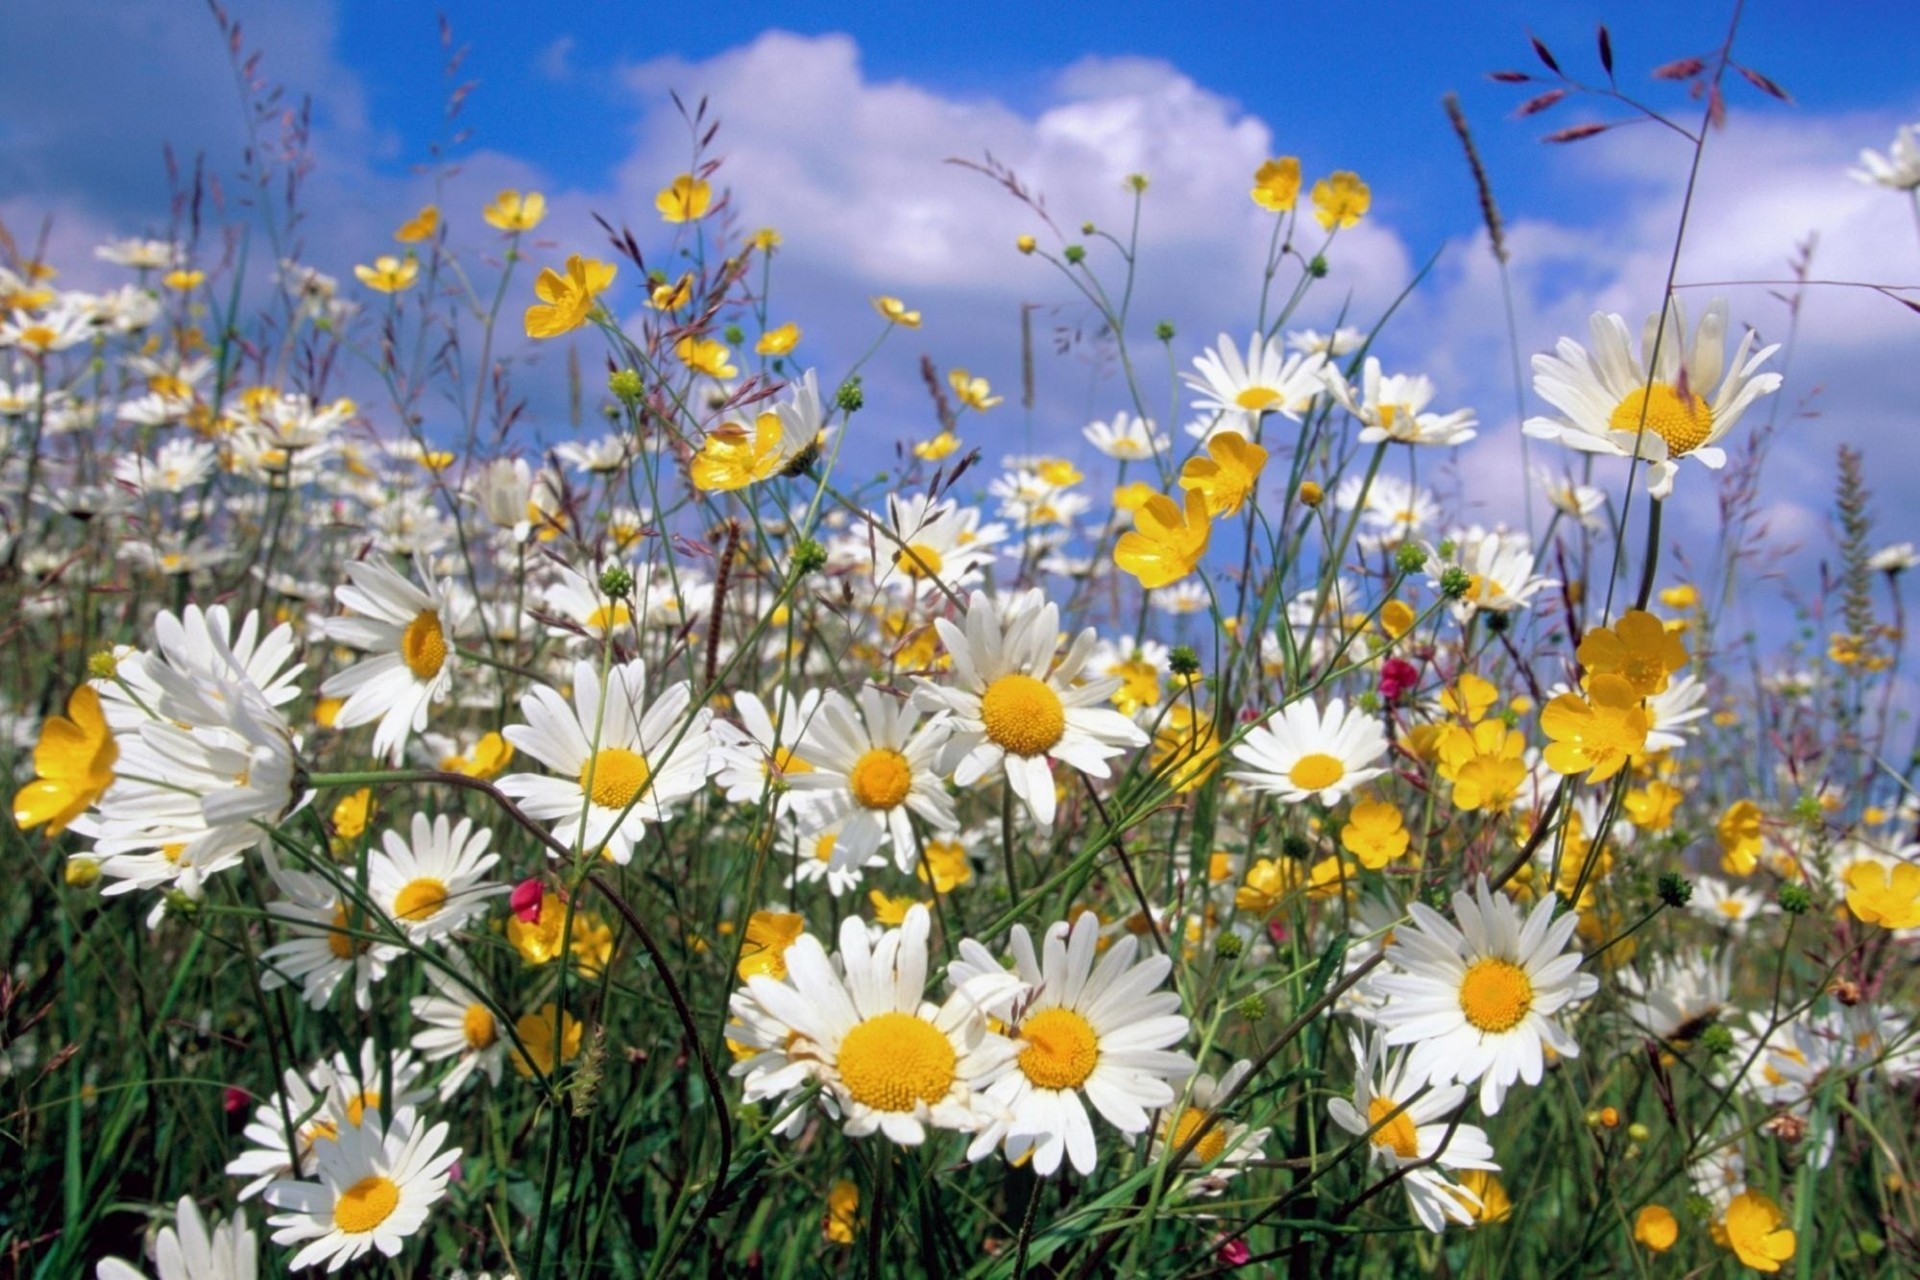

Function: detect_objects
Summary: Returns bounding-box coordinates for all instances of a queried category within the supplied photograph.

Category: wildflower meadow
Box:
[4,5,1920,1277]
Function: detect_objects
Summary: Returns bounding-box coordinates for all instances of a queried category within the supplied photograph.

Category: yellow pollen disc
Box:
[1017,1007,1100,1090]
[1717,900,1744,919]
[327,906,366,960]
[1288,752,1346,792]
[333,1174,401,1235]
[836,1011,957,1112]
[401,609,448,680]
[1608,383,1713,455]
[1367,1095,1421,1159]
[768,746,813,779]
[1171,1109,1227,1164]
[299,1119,339,1153]
[585,603,631,632]
[980,674,1067,757]
[392,877,448,922]
[1234,386,1282,411]
[813,832,838,864]
[579,747,651,809]
[343,1089,379,1127]
[1458,958,1534,1034]
[892,542,945,579]
[849,748,914,810]
[161,842,187,865]
[463,1003,497,1050]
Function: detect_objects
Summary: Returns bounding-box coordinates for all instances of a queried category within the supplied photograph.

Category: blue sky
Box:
[5,0,1920,675]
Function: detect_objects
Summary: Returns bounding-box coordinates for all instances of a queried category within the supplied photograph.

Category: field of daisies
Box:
[5,18,1920,1280]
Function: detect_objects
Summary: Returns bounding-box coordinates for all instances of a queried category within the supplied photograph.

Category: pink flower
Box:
[1378,657,1419,702]
[511,878,545,923]
[223,1085,251,1114]
[1217,1237,1251,1266]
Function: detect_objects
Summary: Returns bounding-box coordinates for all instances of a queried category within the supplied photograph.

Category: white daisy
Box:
[732,905,1013,1145]
[782,817,886,897]
[1228,697,1388,806]
[1371,876,1599,1114]
[1687,876,1777,932]
[1428,526,1556,618]
[862,492,1006,600]
[788,686,956,872]
[1851,122,1920,190]
[1183,332,1326,438]
[1326,1031,1499,1233]
[1616,951,1730,1046]
[264,1106,459,1273]
[1644,674,1709,752]
[914,589,1147,828]
[366,813,503,942]
[95,1195,258,1280]
[256,860,397,1012]
[711,687,824,818]
[1324,357,1477,447]
[410,954,507,1098]
[1523,298,1782,498]
[321,558,467,764]
[1150,1059,1273,1196]
[1082,411,1168,461]
[540,560,635,642]
[496,657,714,865]
[1535,466,1609,531]
[959,911,1194,1177]
[224,1046,427,1201]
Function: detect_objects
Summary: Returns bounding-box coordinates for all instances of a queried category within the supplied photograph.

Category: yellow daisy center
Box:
[1608,383,1713,456]
[1017,1007,1100,1090]
[342,1089,379,1127]
[1367,1095,1421,1159]
[892,542,945,579]
[849,748,914,811]
[585,603,631,632]
[836,1011,957,1112]
[327,906,366,960]
[333,1174,401,1235]
[401,609,448,680]
[463,1003,497,1051]
[1171,1109,1227,1164]
[813,832,838,864]
[1717,899,1745,920]
[980,674,1066,757]
[767,746,813,779]
[578,747,651,809]
[1458,958,1534,1034]
[1288,752,1346,793]
[161,842,187,865]
[1234,386,1282,411]
[392,877,448,922]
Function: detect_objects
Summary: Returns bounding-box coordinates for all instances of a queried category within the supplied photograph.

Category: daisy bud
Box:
[1439,566,1472,599]
[1155,321,1176,341]
[1016,234,1036,254]
[1394,543,1428,574]
[1778,883,1811,914]
[1657,872,1692,907]
[792,539,828,576]
[1307,254,1329,278]
[1168,645,1201,677]
[1700,1024,1735,1057]
[1080,221,1096,234]
[834,376,864,413]
[1215,932,1244,960]
[511,878,546,924]
[598,565,634,599]
[608,368,644,403]
[1064,245,1086,264]
[63,856,101,888]
[1235,994,1267,1021]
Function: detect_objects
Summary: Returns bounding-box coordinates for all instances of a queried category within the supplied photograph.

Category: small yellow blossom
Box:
[824,1180,859,1245]
[1178,430,1268,518]
[750,227,782,252]
[756,322,800,356]
[1437,721,1528,813]
[948,368,1002,411]
[393,205,439,243]
[1380,599,1415,638]
[675,335,738,379]
[1115,491,1211,589]
[1716,799,1764,875]
[1016,234,1037,254]
[1540,674,1649,782]
[1150,703,1222,794]
[656,173,713,223]
[1658,583,1699,610]
[13,685,117,836]
[1311,171,1371,230]
[482,189,547,232]
[330,789,374,842]
[1844,860,1920,930]
[441,731,514,779]
[524,254,617,340]
[648,274,693,311]
[1633,1205,1678,1252]
[872,295,921,328]
[1340,799,1408,869]
[1719,1189,1795,1272]
[1578,609,1688,697]
[1625,779,1684,832]
[1235,859,1298,916]
[510,1002,584,1078]
[1452,1170,1512,1223]
[917,838,974,894]
[736,910,807,981]
[162,268,205,291]
[868,889,925,926]
[1442,672,1500,722]
[913,431,960,462]
[1112,481,1154,514]
[1252,157,1303,212]
[354,255,418,293]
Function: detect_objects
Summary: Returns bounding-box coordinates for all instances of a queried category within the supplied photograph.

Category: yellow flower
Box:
[868,889,925,926]
[1719,1189,1795,1272]
[1016,234,1037,254]
[1340,799,1408,869]
[393,205,439,243]
[823,1179,859,1245]
[1577,609,1688,697]
[1036,458,1082,487]
[1105,656,1161,716]
[736,910,807,981]
[1441,672,1499,722]
[750,227,782,252]
[1115,490,1211,589]
[948,368,1003,411]
[1437,720,1529,813]
[330,788,374,842]
[1251,157,1302,212]
[1540,674,1649,782]
[648,274,693,311]
[162,268,205,291]
[1658,583,1699,610]
[656,173,713,223]
[510,1002,584,1078]
[508,892,614,977]
[756,322,800,356]
[1311,171,1371,230]
[913,431,961,462]
[690,411,794,492]
[1380,599,1416,639]
[65,856,102,889]
[1625,779,1683,832]
[482,189,546,232]
[1112,482,1154,514]
[524,254,617,340]
[1716,799,1764,875]
[1843,860,1920,930]
[441,731,514,779]
[917,838,974,894]
[353,255,418,293]
[1150,703,1222,794]
[1452,1170,1512,1223]
[1178,430,1268,518]
[1633,1205,1679,1252]
[13,685,117,836]
[1305,854,1357,899]
[675,335,738,379]
[872,295,921,328]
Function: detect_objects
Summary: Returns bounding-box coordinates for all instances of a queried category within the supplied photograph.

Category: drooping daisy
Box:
[366,813,503,942]
[1523,298,1783,498]
[321,558,468,764]
[409,954,507,1098]
[782,816,887,897]
[264,1106,460,1273]
[497,657,715,865]
[959,911,1194,1177]
[256,859,398,1011]
[1324,357,1477,448]
[1228,697,1388,806]
[1183,332,1326,438]
[731,905,1013,1145]
[1616,951,1730,1047]
[711,687,824,818]
[914,589,1147,827]
[1851,122,1920,190]
[1083,412,1168,461]
[863,492,1007,600]
[95,1195,258,1280]
[1687,877,1778,933]
[1149,1059,1273,1196]
[1372,876,1599,1114]
[789,687,956,872]
[1326,1031,1500,1232]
